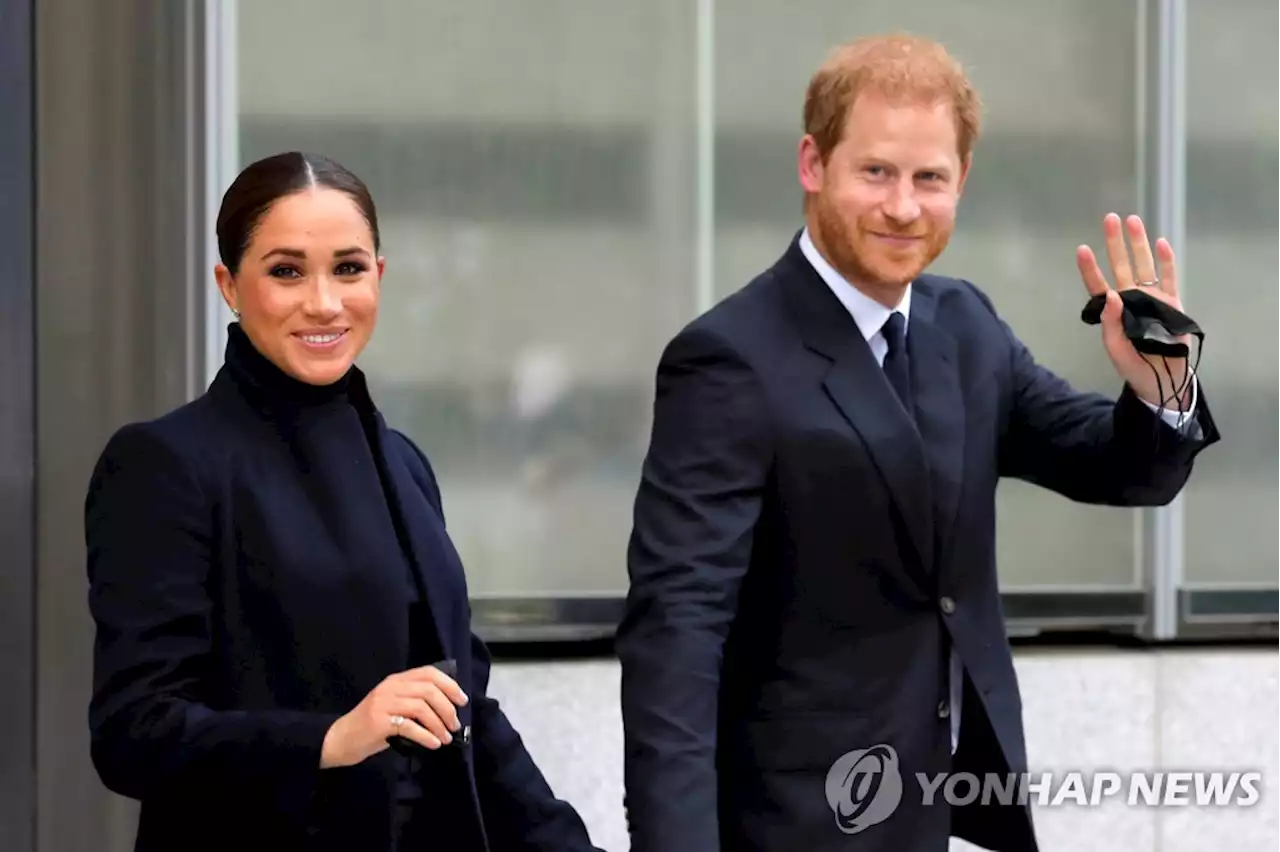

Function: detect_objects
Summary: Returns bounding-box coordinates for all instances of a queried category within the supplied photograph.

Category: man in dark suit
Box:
[616,34,1218,852]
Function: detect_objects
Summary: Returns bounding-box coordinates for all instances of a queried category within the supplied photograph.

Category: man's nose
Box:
[882,182,921,224]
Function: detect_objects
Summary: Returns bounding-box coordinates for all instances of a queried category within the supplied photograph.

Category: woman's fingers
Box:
[390,712,443,750]
[389,696,452,746]
[398,681,462,733]
[398,664,469,706]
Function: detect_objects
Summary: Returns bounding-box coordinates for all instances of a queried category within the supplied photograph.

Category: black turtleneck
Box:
[221,323,433,806]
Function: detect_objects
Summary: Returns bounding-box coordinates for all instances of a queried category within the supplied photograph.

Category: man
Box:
[616,33,1218,852]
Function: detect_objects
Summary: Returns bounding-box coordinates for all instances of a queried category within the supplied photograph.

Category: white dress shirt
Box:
[797,226,1198,754]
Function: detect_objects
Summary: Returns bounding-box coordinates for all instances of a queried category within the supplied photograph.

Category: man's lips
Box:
[870,232,924,245]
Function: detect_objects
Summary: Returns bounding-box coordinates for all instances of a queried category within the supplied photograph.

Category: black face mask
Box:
[1081,287,1203,421]
[1081,288,1202,358]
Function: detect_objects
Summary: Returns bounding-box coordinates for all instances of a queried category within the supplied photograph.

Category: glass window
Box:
[1181,0,1278,587]
[237,1,1271,610]
[713,0,1145,589]
[236,0,699,599]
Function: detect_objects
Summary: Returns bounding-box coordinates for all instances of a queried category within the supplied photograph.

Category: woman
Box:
[84,151,603,852]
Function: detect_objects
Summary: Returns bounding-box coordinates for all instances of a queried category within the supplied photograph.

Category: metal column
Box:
[0,1,37,850]
[1140,0,1188,641]
[33,1,217,849]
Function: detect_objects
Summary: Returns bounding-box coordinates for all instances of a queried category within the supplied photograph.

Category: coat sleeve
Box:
[467,634,603,851]
[391,430,603,852]
[970,282,1221,504]
[84,422,340,816]
[614,325,773,852]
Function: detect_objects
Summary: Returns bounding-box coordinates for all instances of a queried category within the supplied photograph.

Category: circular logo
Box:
[824,743,903,834]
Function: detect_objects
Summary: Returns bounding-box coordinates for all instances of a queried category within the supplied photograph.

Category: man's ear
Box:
[798,134,826,195]
[956,151,972,195]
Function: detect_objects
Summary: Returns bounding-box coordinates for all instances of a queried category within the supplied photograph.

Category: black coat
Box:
[85,324,602,852]
[617,235,1220,852]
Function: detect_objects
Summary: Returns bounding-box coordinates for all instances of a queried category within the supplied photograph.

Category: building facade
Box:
[1,1,1275,849]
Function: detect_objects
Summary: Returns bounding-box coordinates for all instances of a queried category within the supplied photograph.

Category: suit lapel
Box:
[821,348,935,584]
[907,287,966,562]
[778,238,935,590]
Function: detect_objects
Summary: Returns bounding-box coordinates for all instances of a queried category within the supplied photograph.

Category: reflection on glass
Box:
[237,0,699,596]
[235,1,1266,600]
[713,1,1143,588]
[1181,0,1278,586]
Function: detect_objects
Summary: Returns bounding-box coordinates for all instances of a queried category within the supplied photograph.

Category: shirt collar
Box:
[798,226,911,343]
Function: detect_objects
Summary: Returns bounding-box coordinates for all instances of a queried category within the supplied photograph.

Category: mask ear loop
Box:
[1115,298,1201,446]
[1155,333,1202,434]
[1176,334,1203,429]
[1161,357,1179,426]
[1144,356,1167,452]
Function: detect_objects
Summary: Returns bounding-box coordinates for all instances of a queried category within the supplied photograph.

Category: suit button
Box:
[940,596,956,614]
[938,700,950,718]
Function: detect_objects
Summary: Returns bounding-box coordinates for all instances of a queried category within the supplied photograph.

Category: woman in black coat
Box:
[84,151,603,852]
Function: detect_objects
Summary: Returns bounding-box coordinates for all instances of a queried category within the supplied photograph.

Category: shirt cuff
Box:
[1138,373,1200,437]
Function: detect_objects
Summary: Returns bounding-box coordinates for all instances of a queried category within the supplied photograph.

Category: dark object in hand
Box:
[1080,288,1203,358]
[386,658,471,756]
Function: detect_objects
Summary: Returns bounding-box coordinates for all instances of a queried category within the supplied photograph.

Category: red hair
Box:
[803,33,983,162]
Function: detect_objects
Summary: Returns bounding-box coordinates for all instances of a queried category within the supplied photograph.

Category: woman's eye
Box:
[270,265,301,279]
[335,262,366,276]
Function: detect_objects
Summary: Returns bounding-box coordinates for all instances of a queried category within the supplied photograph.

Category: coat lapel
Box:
[354,401,456,664]
[906,286,966,563]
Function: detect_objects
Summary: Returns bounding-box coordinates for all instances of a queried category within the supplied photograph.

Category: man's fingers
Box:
[1126,215,1158,285]
[1095,290,1131,361]
[1102,212,1135,289]
[1076,245,1110,297]
[1101,288,1123,323]
[1155,238,1180,301]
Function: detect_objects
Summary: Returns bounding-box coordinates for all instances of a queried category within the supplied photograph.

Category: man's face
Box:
[799,90,969,303]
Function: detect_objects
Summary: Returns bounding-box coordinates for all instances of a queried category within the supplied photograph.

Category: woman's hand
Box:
[320,664,469,768]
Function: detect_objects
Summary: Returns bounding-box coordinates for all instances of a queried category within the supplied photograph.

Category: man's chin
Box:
[863,261,925,289]
[858,238,947,286]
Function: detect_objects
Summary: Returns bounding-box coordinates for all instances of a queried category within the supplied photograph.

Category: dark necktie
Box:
[881,311,913,418]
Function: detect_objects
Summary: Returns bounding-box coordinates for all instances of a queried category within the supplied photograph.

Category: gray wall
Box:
[0,0,35,849]
[30,1,215,850]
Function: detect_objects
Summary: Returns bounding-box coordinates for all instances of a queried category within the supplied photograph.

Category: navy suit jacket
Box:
[85,326,601,852]
[616,235,1219,852]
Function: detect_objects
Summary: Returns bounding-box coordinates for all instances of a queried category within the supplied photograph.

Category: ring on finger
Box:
[1136,280,1159,287]
[390,714,405,728]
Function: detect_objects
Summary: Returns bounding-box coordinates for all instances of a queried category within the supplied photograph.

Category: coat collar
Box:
[209,322,457,662]
[216,322,377,421]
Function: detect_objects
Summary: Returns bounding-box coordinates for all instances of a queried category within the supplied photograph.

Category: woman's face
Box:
[214,187,384,386]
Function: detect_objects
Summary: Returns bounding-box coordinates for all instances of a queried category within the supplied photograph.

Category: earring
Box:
[231,307,240,319]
